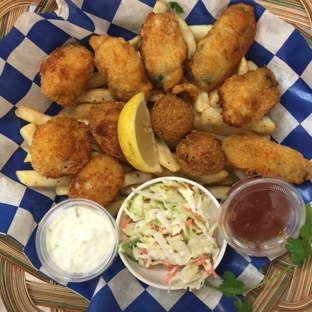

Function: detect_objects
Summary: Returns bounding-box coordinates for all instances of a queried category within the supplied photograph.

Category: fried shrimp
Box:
[89,101,125,158]
[40,45,94,107]
[30,115,91,179]
[219,66,281,127]
[222,133,312,184]
[175,131,226,176]
[186,3,256,92]
[68,154,124,206]
[89,35,153,101]
[151,94,194,141]
[140,12,188,91]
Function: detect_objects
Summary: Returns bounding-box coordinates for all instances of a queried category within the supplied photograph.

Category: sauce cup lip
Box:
[218,175,306,258]
[35,198,118,283]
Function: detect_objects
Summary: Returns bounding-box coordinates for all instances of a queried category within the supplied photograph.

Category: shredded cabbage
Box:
[118,178,220,291]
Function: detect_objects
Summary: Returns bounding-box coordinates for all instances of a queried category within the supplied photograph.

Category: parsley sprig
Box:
[204,203,312,312]
[168,2,184,13]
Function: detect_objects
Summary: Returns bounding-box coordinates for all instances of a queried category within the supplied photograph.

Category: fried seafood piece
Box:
[89,35,153,101]
[186,3,256,92]
[140,12,188,91]
[222,133,312,184]
[219,67,281,127]
[175,131,226,176]
[151,94,194,141]
[30,115,91,179]
[89,101,125,158]
[68,154,124,206]
[40,45,94,107]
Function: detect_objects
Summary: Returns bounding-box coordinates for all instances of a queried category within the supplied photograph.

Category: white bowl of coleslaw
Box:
[116,177,227,290]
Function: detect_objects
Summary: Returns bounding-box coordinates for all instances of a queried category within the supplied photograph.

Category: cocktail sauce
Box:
[229,188,291,243]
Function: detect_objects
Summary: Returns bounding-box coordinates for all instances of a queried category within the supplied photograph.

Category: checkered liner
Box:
[0,0,311,311]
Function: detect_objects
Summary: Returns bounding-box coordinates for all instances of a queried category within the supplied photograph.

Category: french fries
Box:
[16,170,72,187]
[75,88,114,104]
[155,137,180,172]
[152,0,168,13]
[128,35,140,50]
[86,71,107,89]
[15,106,51,125]
[192,170,229,185]
[176,15,196,59]
[233,56,249,75]
[121,171,156,188]
[194,90,209,113]
[20,123,37,146]
[204,185,230,199]
[200,107,276,135]
[188,24,213,42]
[59,103,95,119]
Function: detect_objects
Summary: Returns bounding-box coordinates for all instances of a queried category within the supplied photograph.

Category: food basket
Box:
[0,0,311,311]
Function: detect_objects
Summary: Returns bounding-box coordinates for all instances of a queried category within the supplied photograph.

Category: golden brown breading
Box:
[186,3,256,92]
[175,131,226,176]
[68,154,124,206]
[40,45,94,107]
[30,115,91,179]
[89,101,125,158]
[151,94,194,141]
[222,133,312,184]
[89,35,153,101]
[140,12,188,91]
[219,67,280,127]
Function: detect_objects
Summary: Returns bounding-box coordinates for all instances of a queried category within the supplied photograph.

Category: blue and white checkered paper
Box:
[0,0,311,311]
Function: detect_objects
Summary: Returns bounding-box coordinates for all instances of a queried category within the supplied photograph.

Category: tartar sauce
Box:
[46,206,113,273]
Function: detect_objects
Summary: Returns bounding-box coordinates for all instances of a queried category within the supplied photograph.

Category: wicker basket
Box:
[0,1,311,311]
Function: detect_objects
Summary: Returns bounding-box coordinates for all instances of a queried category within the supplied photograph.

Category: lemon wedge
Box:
[118,92,162,173]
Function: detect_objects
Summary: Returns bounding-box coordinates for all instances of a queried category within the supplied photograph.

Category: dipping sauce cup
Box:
[219,176,306,258]
[36,198,118,283]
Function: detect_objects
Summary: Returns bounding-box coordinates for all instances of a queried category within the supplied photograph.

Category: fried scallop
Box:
[40,44,94,107]
[151,94,194,141]
[30,115,91,179]
[89,35,153,101]
[140,12,188,91]
[222,133,312,184]
[186,3,256,92]
[219,66,281,127]
[175,131,226,176]
[89,101,125,158]
[68,154,124,206]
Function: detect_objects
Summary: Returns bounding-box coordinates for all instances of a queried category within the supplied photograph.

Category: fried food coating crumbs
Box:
[176,131,226,176]
[30,115,91,179]
[68,154,124,206]
[151,94,194,141]
[40,44,94,107]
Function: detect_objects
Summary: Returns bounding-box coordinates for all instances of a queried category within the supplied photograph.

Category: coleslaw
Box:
[118,178,220,290]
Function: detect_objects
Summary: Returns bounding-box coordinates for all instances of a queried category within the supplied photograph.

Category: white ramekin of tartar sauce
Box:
[36,198,118,283]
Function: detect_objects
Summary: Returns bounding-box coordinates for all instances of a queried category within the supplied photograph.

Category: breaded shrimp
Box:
[186,3,256,92]
[140,12,188,91]
[68,154,124,206]
[88,101,125,158]
[222,133,312,184]
[151,94,194,141]
[219,66,281,127]
[175,131,226,176]
[30,115,91,179]
[89,35,153,101]
[40,45,94,107]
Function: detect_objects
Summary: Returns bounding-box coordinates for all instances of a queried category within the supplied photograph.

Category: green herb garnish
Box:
[168,2,184,13]
[204,203,312,311]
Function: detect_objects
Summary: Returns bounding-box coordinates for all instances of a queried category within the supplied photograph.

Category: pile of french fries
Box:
[15,1,277,217]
